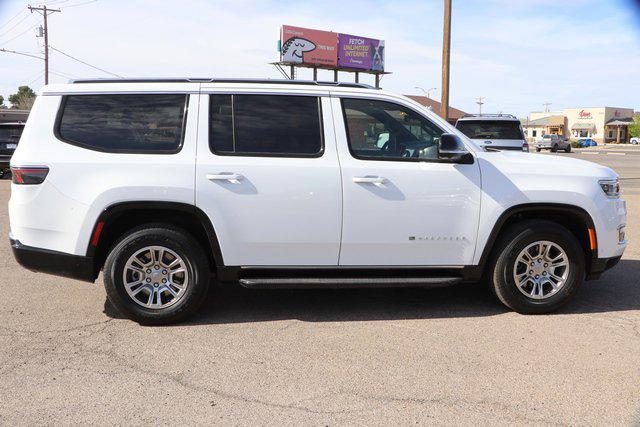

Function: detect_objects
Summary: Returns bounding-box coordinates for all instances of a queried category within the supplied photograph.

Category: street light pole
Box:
[415,86,437,99]
[440,0,452,121]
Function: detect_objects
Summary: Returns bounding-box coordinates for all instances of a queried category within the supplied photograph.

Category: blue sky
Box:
[1,0,639,116]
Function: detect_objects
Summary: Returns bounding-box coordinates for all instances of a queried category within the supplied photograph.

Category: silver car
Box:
[535,134,571,153]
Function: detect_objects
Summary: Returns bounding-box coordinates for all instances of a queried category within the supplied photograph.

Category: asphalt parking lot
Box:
[1,151,639,425]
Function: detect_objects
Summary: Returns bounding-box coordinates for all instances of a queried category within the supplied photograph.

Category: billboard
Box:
[337,34,385,71]
[280,25,338,67]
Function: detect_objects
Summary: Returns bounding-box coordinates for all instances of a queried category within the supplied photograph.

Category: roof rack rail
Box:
[69,78,376,89]
[460,113,518,119]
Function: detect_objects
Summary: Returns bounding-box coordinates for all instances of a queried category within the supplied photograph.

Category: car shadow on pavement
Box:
[103,260,640,324]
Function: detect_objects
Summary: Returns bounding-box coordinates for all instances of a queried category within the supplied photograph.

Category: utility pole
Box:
[543,102,552,113]
[475,96,485,115]
[440,0,452,121]
[28,4,61,85]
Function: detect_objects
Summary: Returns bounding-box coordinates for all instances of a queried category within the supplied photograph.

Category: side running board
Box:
[238,277,462,289]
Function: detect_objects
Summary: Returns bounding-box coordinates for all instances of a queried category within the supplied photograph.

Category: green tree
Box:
[630,115,640,139]
[9,86,36,110]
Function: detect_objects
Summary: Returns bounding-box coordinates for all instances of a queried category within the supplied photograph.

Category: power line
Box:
[0,25,37,46]
[0,7,27,31]
[27,71,45,86]
[0,12,33,38]
[48,45,123,77]
[62,0,99,9]
[0,47,44,60]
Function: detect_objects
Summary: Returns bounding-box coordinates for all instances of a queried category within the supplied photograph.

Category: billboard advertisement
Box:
[337,34,385,71]
[280,25,338,67]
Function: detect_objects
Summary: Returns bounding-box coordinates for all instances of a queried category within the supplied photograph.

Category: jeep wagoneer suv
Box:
[9,79,627,324]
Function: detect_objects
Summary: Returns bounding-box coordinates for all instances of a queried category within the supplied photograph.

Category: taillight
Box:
[11,166,49,185]
[522,142,529,152]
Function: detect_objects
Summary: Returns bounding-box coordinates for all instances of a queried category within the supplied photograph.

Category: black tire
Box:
[565,145,572,153]
[487,220,585,314]
[535,148,541,152]
[551,144,558,153]
[104,225,210,325]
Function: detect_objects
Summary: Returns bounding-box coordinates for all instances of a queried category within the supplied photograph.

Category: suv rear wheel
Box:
[104,225,210,325]
[488,220,584,314]
[551,144,558,152]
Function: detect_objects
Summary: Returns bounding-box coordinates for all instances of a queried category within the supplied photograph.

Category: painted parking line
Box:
[577,151,627,156]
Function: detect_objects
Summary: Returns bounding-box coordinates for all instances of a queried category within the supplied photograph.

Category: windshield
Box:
[0,125,24,143]
[456,120,524,140]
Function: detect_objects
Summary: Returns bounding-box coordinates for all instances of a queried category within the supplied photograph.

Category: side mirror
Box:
[438,133,470,163]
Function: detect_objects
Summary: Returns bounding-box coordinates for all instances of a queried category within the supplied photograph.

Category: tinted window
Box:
[58,94,187,152]
[342,98,443,161]
[456,120,524,140]
[0,125,24,143]
[209,94,322,156]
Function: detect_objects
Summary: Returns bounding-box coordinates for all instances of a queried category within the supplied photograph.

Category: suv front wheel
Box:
[104,225,210,325]
[488,220,585,314]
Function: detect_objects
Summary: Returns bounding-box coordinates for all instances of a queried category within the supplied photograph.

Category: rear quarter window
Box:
[56,94,188,153]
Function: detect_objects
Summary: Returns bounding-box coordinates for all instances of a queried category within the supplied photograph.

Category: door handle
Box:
[206,173,244,182]
[353,176,388,184]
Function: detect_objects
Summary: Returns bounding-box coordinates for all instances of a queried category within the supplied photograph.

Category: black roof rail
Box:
[69,77,376,89]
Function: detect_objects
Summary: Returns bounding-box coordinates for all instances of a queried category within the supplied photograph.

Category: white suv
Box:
[9,78,627,324]
[455,114,528,152]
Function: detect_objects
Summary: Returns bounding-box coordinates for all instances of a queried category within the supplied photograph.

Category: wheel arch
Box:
[87,201,224,277]
[475,203,596,278]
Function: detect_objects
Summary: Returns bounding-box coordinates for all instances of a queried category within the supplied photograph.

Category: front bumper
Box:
[10,237,97,283]
[586,256,622,280]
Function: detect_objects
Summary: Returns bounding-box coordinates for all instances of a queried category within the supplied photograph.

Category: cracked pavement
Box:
[1,152,639,425]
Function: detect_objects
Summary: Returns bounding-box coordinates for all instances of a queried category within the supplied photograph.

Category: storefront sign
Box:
[337,34,385,71]
[280,25,337,67]
[578,110,592,119]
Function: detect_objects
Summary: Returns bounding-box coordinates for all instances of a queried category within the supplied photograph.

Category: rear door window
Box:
[209,94,323,157]
[456,120,524,140]
[57,94,188,153]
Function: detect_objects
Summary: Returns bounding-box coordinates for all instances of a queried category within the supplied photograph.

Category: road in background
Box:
[1,153,639,425]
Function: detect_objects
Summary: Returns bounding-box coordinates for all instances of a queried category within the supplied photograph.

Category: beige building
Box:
[523,107,635,144]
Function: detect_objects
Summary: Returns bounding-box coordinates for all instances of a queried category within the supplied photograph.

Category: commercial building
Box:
[522,107,636,144]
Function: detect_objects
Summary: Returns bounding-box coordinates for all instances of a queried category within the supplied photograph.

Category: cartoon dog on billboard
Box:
[281,37,316,63]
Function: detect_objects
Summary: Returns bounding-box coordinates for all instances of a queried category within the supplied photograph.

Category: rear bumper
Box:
[10,236,97,283]
[586,256,622,280]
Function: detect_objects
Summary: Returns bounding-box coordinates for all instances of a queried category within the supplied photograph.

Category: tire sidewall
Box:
[104,228,208,324]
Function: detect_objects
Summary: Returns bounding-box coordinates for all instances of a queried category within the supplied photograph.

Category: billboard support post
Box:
[375,74,380,89]
[355,72,359,83]
[334,70,338,82]
[313,67,317,81]
[290,64,294,80]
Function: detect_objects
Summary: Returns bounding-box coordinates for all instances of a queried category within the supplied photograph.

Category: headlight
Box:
[599,179,620,197]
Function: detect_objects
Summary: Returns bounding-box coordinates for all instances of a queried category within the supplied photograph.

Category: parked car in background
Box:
[535,134,571,153]
[630,137,639,145]
[9,78,626,324]
[579,138,598,148]
[0,122,25,178]
[455,114,528,152]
